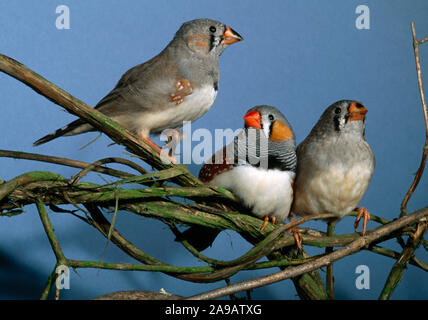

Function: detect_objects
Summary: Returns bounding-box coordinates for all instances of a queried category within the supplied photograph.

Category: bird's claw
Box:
[287,228,303,251]
[260,216,276,232]
[354,207,371,235]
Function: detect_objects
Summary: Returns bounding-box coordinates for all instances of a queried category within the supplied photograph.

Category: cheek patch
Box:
[186,34,210,51]
[270,120,293,141]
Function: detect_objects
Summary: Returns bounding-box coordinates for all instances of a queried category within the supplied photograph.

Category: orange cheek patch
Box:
[270,120,293,141]
[186,34,210,50]
[348,102,368,122]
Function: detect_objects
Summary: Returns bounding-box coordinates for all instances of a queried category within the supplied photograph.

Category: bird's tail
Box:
[33,119,90,146]
[175,226,221,251]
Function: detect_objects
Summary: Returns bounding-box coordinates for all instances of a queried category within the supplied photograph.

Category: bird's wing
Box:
[94,51,193,116]
[198,132,244,183]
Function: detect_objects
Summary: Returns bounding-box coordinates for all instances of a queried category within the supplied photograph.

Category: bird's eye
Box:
[334,107,342,114]
[268,114,274,121]
[209,26,217,33]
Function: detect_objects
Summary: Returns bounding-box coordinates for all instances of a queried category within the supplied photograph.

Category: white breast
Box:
[294,163,372,218]
[210,166,295,222]
[138,85,217,134]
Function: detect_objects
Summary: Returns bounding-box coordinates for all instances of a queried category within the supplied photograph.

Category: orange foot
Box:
[288,212,303,250]
[141,136,177,164]
[260,216,276,232]
[354,207,371,235]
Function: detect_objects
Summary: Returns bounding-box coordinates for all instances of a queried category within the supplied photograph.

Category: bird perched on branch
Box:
[33,19,243,153]
[179,105,301,251]
[292,100,375,234]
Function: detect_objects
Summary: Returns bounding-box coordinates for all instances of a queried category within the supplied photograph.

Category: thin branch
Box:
[0,149,136,179]
[40,264,59,300]
[379,220,428,300]
[368,245,428,272]
[419,37,428,45]
[326,220,336,300]
[380,22,428,300]
[35,199,66,263]
[186,207,428,300]
[0,171,66,202]
[68,157,147,185]
[400,22,428,217]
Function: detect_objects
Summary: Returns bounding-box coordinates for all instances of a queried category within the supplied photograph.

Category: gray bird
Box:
[33,19,243,151]
[180,105,300,250]
[292,100,375,234]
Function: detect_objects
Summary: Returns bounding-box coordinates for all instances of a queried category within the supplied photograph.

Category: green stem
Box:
[379,221,428,299]
[326,220,337,300]
[0,171,66,201]
[40,264,58,300]
[35,199,66,263]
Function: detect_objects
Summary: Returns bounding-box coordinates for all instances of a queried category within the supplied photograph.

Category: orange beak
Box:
[347,102,368,122]
[244,110,262,129]
[221,26,243,45]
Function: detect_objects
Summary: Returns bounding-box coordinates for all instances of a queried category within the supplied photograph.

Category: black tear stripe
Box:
[209,34,216,52]
[333,115,341,132]
[213,81,218,91]
[268,120,274,138]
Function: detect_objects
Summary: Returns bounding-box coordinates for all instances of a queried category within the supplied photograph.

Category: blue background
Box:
[0,0,427,299]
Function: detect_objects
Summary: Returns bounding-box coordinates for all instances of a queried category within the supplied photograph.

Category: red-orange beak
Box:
[347,102,368,122]
[244,110,262,129]
[221,26,243,45]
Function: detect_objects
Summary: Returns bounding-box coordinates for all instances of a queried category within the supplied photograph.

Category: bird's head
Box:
[242,105,296,171]
[243,105,295,146]
[315,100,368,136]
[176,19,243,57]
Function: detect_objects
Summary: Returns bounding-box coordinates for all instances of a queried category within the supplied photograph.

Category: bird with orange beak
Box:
[292,100,375,234]
[33,19,243,157]
[180,105,300,251]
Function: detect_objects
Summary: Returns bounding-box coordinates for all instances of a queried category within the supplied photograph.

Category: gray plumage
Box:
[184,105,297,251]
[233,105,297,172]
[292,100,375,219]
[34,19,243,146]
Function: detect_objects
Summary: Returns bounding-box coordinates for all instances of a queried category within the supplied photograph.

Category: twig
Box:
[379,220,428,300]
[40,264,58,300]
[368,245,428,272]
[68,157,147,185]
[0,149,136,179]
[326,220,337,300]
[380,22,428,300]
[186,207,428,300]
[35,199,66,263]
[0,171,65,202]
[400,22,428,217]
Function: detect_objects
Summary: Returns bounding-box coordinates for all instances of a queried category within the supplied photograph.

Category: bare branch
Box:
[0,149,136,179]
[400,22,428,217]
[187,207,428,300]
[380,22,428,300]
